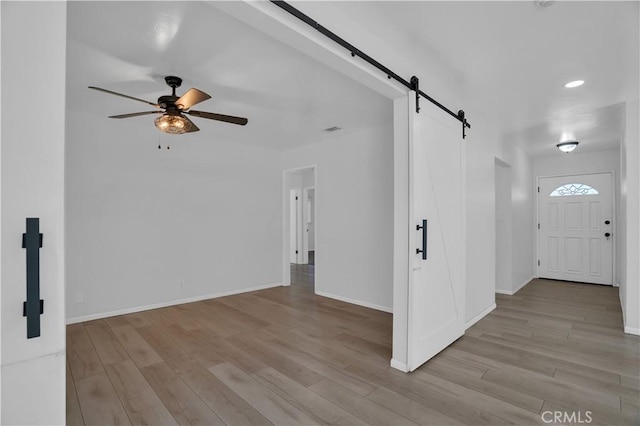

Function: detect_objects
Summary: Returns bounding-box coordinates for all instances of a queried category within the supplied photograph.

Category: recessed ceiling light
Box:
[565,80,584,88]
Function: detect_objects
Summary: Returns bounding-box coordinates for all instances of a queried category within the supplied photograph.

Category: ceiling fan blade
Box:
[183,115,200,133]
[187,110,248,126]
[89,86,159,107]
[108,111,162,119]
[176,88,211,110]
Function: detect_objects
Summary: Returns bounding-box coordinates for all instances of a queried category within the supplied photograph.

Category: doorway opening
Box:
[284,166,316,291]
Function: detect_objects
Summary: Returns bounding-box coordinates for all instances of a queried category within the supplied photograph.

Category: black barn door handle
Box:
[416,219,427,260]
[22,218,44,339]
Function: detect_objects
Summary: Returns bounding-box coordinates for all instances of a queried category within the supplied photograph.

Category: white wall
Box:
[533,149,622,283]
[282,124,394,312]
[303,170,315,187]
[509,145,535,293]
[534,149,621,178]
[619,4,639,336]
[463,116,501,322]
[1,3,3,415]
[288,168,314,189]
[289,172,303,188]
[621,99,640,334]
[1,2,67,423]
[495,159,512,294]
[65,111,283,322]
[463,110,535,320]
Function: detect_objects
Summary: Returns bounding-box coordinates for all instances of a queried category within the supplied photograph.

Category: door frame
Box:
[282,165,317,287]
[302,186,315,265]
[535,171,617,286]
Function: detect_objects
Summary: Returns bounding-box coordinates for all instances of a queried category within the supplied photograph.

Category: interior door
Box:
[289,189,301,263]
[538,173,613,285]
[408,96,465,371]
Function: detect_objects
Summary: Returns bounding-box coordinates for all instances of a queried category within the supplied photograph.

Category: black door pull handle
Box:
[22,218,44,339]
[416,219,427,260]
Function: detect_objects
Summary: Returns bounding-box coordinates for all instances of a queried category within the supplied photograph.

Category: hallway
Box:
[66,278,639,425]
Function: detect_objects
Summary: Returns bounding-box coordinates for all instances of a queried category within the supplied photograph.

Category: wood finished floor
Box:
[67,274,640,425]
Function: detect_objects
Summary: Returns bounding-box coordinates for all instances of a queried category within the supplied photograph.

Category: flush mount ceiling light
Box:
[565,80,585,88]
[557,141,579,153]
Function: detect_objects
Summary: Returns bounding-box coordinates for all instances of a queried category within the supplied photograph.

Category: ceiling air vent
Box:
[324,126,341,132]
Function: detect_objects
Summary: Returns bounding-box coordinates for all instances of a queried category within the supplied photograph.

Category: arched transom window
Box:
[549,183,599,197]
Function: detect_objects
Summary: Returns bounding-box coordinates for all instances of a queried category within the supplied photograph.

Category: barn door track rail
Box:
[270,0,471,139]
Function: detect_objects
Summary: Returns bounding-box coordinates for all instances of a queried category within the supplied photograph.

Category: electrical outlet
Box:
[75,292,85,304]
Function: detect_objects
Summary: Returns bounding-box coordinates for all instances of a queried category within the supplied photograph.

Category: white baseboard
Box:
[619,296,639,335]
[390,359,409,372]
[314,290,393,313]
[66,282,283,324]
[465,303,496,329]
[495,276,534,296]
[624,326,640,336]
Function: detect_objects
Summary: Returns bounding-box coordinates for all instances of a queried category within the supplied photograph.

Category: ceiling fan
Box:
[89,76,248,134]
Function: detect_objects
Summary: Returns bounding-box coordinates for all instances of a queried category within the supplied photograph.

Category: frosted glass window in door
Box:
[550,183,598,197]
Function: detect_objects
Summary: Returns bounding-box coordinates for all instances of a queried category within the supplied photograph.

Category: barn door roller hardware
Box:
[22,217,44,339]
[270,1,471,139]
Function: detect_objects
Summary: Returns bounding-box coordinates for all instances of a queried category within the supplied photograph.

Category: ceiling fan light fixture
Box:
[90,76,248,134]
[557,141,579,153]
[154,114,193,134]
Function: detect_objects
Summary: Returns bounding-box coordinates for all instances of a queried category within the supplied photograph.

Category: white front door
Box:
[538,173,614,285]
[408,95,465,371]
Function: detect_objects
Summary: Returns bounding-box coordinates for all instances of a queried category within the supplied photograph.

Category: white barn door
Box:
[538,173,613,285]
[407,95,465,371]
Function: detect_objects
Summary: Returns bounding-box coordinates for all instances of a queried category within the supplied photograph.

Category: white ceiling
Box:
[66,1,392,151]
[331,1,638,157]
[67,1,638,157]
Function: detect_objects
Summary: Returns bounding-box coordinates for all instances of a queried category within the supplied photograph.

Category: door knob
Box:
[605,220,611,225]
[605,232,611,239]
